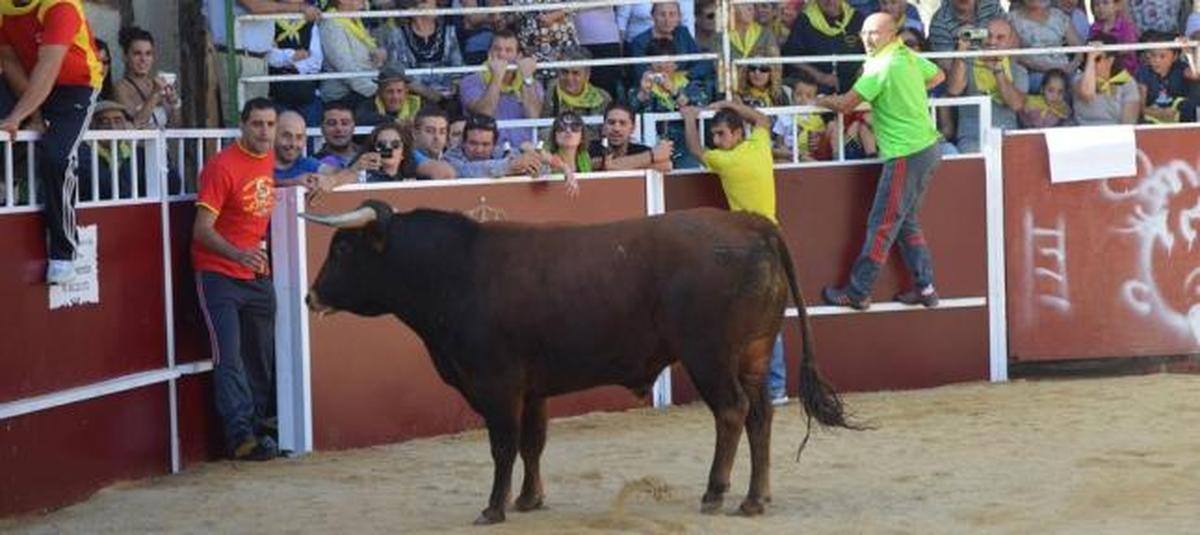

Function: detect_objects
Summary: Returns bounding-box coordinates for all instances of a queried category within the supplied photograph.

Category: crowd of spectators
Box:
[79,0,1200,186]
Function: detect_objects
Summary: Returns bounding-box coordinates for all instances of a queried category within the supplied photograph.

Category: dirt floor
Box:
[4,374,1199,534]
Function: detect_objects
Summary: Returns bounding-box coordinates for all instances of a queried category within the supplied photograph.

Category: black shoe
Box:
[895,286,939,307]
[822,285,870,311]
[233,435,279,462]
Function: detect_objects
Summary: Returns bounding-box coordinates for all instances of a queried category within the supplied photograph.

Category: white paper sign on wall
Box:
[49,224,99,310]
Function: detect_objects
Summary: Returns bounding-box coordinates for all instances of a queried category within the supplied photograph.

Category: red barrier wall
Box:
[0,202,220,516]
[1004,129,1200,361]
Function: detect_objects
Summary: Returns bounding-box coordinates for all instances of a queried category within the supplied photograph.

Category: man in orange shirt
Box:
[0,0,104,284]
[193,97,321,461]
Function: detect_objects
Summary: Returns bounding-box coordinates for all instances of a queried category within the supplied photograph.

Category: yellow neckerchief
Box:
[804,1,855,37]
[555,82,606,111]
[650,72,690,109]
[376,94,422,120]
[329,9,377,50]
[0,0,37,16]
[481,68,523,95]
[744,86,776,106]
[276,19,308,44]
[770,19,788,39]
[98,140,132,163]
[1097,69,1132,95]
[973,57,1012,103]
[1144,96,1185,124]
[730,22,763,57]
[1024,95,1069,119]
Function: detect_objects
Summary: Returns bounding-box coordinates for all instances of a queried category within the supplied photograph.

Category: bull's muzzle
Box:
[306,291,336,317]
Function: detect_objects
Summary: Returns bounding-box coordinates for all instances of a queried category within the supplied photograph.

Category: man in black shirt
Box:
[590,103,674,172]
[781,0,866,94]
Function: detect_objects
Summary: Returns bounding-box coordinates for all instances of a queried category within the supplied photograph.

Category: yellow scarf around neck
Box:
[1098,69,1132,95]
[804,1,855,37]
[744,86,776,106]
[376,94,422,120]
[276,19,308,44]
[649,72,690,109]
[555,82,607,111]
[329,9,377,50]
[0,0,38,16]
[973,57,1012,103]
[731,22,763,58]
[482,68,524,95]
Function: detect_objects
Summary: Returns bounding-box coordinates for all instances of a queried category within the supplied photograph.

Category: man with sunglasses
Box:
[816,13,946,310]
[445,113,541,178]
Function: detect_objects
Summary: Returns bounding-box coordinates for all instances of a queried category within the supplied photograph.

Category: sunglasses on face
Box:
[750,65,772,73]
[466,114,497,128]
[375,139,403,151]
[557,115,584,132]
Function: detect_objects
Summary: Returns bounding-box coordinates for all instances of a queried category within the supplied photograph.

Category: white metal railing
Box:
[639,96,992,169]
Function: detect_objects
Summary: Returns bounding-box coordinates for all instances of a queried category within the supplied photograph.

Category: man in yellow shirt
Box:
[681,99,788,406]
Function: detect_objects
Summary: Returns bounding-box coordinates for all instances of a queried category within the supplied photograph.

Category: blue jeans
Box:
[847,142,942,298]
[768,334,786,399]
[197,271,277,452]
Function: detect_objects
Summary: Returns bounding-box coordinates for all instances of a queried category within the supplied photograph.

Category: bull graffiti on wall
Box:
[1102,150,1200,345]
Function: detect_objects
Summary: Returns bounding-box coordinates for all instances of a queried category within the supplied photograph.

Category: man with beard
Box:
[590,103,674,172]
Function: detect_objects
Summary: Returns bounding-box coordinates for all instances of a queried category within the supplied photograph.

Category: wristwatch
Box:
[523,75,535,86]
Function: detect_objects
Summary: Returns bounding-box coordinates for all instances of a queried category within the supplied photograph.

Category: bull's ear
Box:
[359,200,393,252]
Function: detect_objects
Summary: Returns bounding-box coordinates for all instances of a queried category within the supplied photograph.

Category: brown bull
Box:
[303,201,852,524]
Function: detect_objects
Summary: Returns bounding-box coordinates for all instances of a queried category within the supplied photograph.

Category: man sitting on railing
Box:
[781,0,867,94]
[405,105,456,179]
[590,102,673,172]
[354,67,422,126]
[459,29,542,148]
[626,2,713,94]
[816,13,946,310]
[444,112,543,178]
[946,17,1029,153]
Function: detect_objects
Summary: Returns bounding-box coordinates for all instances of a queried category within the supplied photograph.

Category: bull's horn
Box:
[298,206,377,228]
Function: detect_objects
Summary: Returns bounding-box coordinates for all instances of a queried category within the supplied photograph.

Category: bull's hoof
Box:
[474,508,505,525]
[700,494,724,514]
[738,497,766,516]
[514,493,544,512]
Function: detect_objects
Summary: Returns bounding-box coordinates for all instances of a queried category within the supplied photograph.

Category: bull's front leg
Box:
[476,405,521,525]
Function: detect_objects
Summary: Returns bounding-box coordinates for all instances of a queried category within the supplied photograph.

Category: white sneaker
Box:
[46,259,76,285]
[771,395,790,406]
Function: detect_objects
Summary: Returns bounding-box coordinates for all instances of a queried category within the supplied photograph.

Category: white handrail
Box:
[237,0,678,22]
[735,41,1200,65]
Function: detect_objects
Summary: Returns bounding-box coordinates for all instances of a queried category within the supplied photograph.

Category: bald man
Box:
[815,13,946,310]
[274,110,359,189]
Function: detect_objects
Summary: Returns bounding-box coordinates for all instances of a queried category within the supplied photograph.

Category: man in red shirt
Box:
[0,0,104,284]
[193,97,320,460]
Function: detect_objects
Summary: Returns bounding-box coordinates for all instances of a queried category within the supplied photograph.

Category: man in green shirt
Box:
[815,12,945,310]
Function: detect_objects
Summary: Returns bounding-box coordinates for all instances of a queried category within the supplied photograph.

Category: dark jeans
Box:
[847,142,942,298]
[0,84,96,260]
[197,271,277,452]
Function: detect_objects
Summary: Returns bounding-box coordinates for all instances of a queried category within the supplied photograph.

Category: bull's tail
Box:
[774,234,858,460]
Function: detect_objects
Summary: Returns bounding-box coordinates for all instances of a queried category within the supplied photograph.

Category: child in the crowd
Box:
[1020,69,1074,128]
[1135,32,1200,123]
[1090,0,1139,74]
[831,110,877,160]
[772,72,830,161]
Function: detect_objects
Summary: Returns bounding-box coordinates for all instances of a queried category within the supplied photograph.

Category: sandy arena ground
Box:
[4,374,1199,534]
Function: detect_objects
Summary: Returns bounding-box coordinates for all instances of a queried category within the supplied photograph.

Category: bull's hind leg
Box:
[475,398,522,525]
[684,358,750,514]
[514,396,547,512]
[738,336,776,516]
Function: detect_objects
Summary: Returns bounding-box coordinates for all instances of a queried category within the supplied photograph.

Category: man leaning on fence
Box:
[192,98,326,461]
[816,13,945,310]
[0,0,103,285]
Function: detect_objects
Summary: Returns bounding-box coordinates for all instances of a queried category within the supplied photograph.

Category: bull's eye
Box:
[335,240,354,256]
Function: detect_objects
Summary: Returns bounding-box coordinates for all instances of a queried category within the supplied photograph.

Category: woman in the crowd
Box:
[94,38,116,101]
[736,64,789,108]
[1073,34,1141,125]
[374,0,464,102]
[628,39,710,168]
[114,26,181,129]
[511,0,580,81]
[360,123,410,182]
[320,0,388,106]
[1011,0,1085,90]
